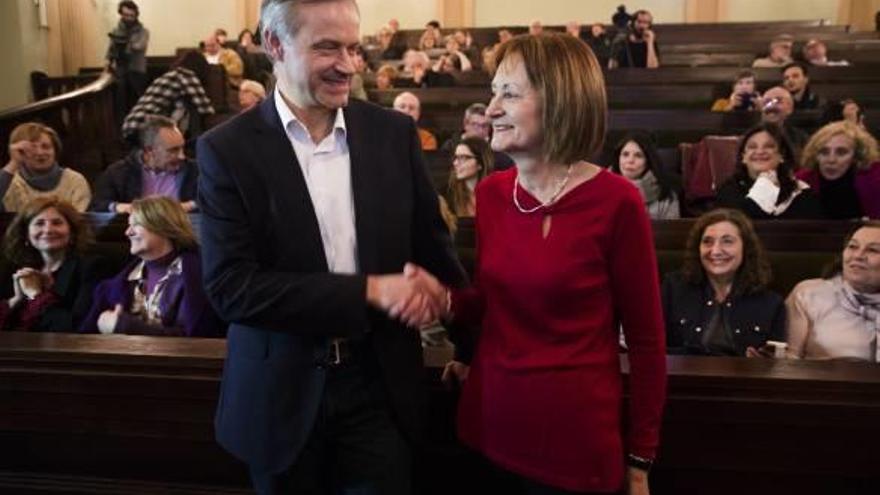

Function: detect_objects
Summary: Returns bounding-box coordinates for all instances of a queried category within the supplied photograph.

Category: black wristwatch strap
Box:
[627,453,654,472]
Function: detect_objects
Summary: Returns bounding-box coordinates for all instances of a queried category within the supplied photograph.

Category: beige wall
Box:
[0,0,50,109]
[473,0,687,27]
[723,0,839,23]
[93,0,245,58]
[359,0,440,36]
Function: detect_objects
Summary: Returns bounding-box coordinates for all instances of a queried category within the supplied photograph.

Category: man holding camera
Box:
[613,9,660,68]
[106,1,149,118]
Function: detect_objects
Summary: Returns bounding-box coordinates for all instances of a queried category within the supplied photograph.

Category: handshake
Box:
[366,263,449,328]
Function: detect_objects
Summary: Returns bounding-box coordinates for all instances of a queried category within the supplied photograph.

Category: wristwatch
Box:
[627,453,654,472]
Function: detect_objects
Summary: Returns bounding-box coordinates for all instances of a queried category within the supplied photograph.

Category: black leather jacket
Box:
[662,271,786,356]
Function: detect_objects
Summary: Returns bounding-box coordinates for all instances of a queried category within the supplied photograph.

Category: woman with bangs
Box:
[716,123,823,219]
[432,33,666,495]
[796,121,880,219]
[662,208,785,356]
[0,197,102,332]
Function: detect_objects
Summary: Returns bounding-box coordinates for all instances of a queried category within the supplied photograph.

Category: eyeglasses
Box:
[453,154,476,162]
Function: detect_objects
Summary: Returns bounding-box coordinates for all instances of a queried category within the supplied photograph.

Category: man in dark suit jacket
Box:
[197,1,465,494]
[91,115,198,213]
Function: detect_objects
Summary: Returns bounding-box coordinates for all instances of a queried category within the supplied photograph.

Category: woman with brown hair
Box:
[716,123,823,219]
[79,196,223,337]
[446,136,493,217]
[2,123,92,212]
[662,208,785,356]
[786,221,880,362]
[0,196,101,332]
[429,32,666,494]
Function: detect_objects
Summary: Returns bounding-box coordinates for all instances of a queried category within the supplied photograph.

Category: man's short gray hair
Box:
[260,0,358,49]
[465,103,487,118]
[139,115,177,149]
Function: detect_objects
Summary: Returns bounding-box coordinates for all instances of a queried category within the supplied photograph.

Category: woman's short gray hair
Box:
[260,0,358,47]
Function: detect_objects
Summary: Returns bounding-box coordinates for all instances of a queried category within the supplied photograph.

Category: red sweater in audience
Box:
[451,168,667,492]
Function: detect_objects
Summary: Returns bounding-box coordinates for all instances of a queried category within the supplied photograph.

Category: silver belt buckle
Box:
[330,339,342,365]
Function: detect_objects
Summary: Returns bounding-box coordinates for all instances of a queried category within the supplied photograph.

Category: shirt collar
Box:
[274,87,347,140]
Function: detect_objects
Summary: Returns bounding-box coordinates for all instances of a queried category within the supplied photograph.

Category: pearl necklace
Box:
[513,164,573,214]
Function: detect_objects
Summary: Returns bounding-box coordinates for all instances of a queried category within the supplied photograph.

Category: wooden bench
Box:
[2,332,878,495]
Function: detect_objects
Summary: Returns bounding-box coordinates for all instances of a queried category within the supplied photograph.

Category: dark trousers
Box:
[249,357,411,495]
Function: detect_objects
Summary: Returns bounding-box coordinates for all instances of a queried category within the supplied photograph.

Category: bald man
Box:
[760,86,809,155]
[393,91,437,150]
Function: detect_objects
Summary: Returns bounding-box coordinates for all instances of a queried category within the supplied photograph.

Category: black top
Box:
[818,167,864,219]
[615,39,660,68]
[0,254,108,332]
[661,272,786,357]
[715,174,825,220]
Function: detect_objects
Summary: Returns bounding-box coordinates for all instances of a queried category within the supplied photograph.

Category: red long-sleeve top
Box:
[452,168,667,492]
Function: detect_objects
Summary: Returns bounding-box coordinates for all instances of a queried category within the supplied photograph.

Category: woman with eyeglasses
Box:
[447,137,494,217]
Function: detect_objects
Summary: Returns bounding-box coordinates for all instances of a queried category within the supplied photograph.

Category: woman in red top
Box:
[434,33,667,494]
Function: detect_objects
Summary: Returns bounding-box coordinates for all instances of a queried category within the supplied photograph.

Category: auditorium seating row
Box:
[2,331,878,495]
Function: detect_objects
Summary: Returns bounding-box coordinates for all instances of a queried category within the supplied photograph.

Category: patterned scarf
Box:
[837,276,880,362]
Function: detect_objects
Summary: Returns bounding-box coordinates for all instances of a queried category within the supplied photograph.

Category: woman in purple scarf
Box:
[80,196,224,337]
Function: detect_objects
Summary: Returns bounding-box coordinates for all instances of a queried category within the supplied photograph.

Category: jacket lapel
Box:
[344,101,379,275]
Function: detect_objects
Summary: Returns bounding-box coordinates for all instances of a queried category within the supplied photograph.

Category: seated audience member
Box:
[1,123,90,213]
[375,64,397,90]
[214,28,230,47]
[442,35,473,72]
[752,34,794,68]
[377,25,406,61]
[802,39,849,67]
[497,28,513,45]
[425,20,442,41]
[419,28,439,52]
[237,79,267,111]
[392,91,437,150]
[203,34,244,88]
[349,45,369,101]
[584,23,612,68]
[528,20,543,36]
[716,123,822,219]
[610,132,680,219]
[122,50,215,144]
[447,137,493,217]
[782,63,822,111]
[441,103,514,171]
[235,29,273,88]
[711,70,761,112]
[760,86,809,153]
[403,50,454,88]
[787,222,880,361]
[481,45,497,75]
[796,121,880,219]
[663,208,785,356]
[0,197,102,332]
[91,116,198,214]
[565,20,581,38]
[80,196,223,337]
[453,29,480,68]
[613,9,660,68]
[823,98,867,129]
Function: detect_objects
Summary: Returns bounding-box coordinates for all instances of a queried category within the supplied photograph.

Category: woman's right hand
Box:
[4,140,32,174]
[441,360,470,389]
[14,268,51,300]
[8,272,25,308]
